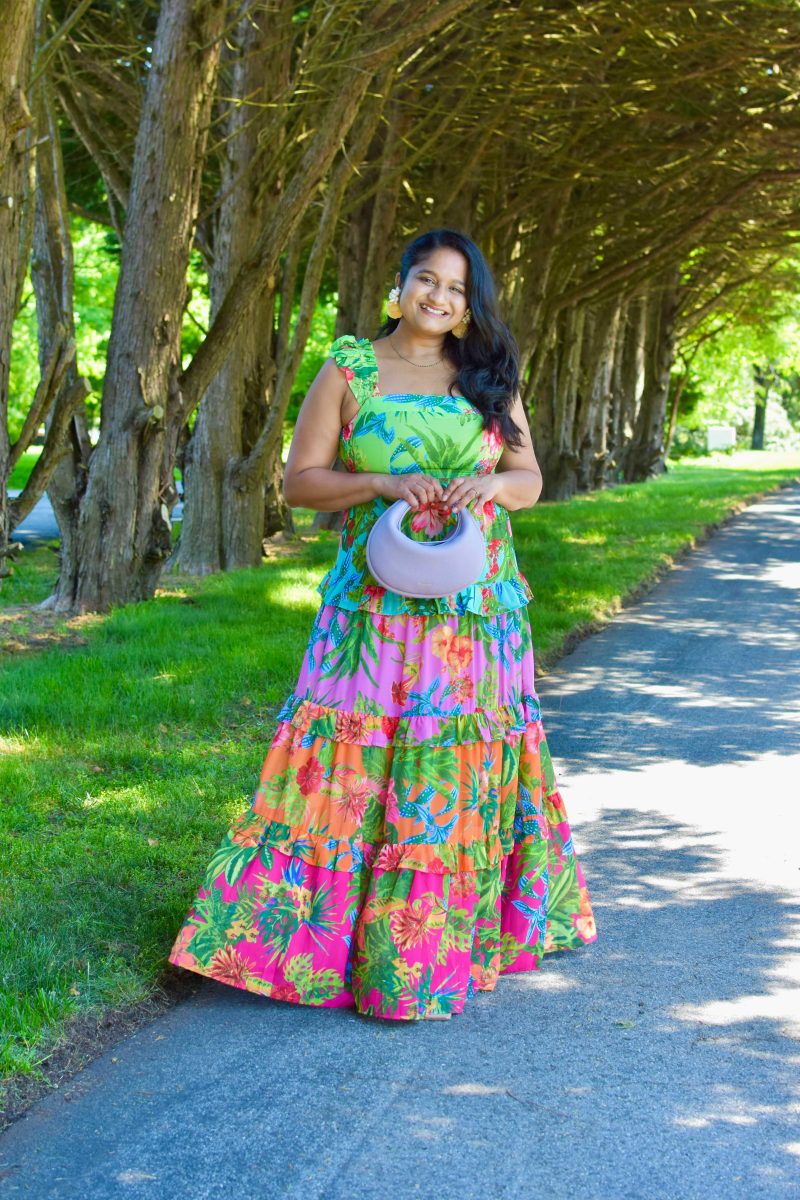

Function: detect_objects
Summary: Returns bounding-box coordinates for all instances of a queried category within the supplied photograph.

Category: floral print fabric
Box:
[317,335,533,616]
[169,336,596,1020]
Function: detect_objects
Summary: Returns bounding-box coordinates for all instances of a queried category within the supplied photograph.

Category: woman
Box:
[169,228,596,1020]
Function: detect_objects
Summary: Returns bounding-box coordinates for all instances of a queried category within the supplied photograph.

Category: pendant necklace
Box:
[389,335,443,368]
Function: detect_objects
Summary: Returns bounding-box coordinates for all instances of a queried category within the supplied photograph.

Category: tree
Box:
[6,0,800,600]
[0,0,37,578]
[751,364,770,449]
[24,65,92,577]
[51,0,228,610]
[135,0,477,583]
[174,5,386,573]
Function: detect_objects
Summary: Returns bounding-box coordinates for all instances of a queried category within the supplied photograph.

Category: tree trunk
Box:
[580,297,622,491]
[751,364,769,450]
[175,13,389,572]
[18,74,91,586]
[335,203,372,340]
[174,7,288,575]
[663,367,689,459]
[608,295,645,476]
[508,185,573,389]
[356,107,410,335]
[334,105,409,340]
[534,304,586,500]
[0,0,36,579]
[572,299,617,491]
[53,0,227,611]
[263,451,295,540]
[621,270,680,482]
[261,91,385,537]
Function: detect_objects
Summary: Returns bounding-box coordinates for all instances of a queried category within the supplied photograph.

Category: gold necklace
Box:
[389,335,443,368]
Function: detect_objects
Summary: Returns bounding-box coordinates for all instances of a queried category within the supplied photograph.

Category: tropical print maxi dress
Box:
[169,334,597,1020]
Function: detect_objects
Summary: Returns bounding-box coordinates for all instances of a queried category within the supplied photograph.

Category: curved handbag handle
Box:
[365,498,487,599]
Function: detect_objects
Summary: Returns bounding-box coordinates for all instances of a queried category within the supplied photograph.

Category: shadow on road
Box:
[540,490,800,772]
[2,806,798,1200]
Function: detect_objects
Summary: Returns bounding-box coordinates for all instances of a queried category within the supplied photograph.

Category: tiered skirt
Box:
[169,602,596,1019]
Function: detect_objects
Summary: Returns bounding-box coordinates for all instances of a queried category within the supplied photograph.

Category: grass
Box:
[1,449,799,1106]
[7,447,42,492]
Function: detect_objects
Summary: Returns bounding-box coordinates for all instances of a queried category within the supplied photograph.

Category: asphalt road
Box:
[2,484,799,1200]
[7,492,60,546]
[8,492,184,545]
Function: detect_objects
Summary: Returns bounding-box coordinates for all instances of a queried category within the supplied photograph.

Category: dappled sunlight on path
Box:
[539,486,800,770]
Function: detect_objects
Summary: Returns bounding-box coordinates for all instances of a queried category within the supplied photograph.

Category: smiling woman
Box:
[169,228,597,1019]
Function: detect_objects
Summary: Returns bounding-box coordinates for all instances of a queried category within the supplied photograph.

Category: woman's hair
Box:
[377,228,524,448]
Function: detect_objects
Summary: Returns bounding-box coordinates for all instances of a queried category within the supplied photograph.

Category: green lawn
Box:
[1,450,799,1099]
[7,447,42,491]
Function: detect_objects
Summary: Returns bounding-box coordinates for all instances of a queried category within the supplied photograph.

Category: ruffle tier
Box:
[169,604,596,1019]
[170,842,594,1019]
[317,563,534,617]
[278,692,542,748]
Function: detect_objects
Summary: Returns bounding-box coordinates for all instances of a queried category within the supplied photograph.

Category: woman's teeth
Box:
[421,304,447,316]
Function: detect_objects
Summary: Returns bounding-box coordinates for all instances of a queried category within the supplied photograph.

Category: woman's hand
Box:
[376,472,445,509]
[440,474,500,512]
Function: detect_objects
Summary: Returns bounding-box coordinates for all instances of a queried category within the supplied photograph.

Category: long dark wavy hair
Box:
[377,228,524,448]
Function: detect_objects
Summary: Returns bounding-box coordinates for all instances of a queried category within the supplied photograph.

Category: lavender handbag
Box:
[365,499,487,599]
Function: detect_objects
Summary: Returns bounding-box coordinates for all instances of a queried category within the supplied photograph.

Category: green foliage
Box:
[7,225,333,450]
[8,218,120,440]
[8,286,39,438]
[286,297,338,423]
[672,371,703,425]
[677,257,800,455]
[668,426,713,460]
[180,249,211,371]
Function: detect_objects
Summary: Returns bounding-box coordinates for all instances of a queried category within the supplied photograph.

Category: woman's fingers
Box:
[441,477,462,508]
[399,474,444,507]
[442,477,480,510]
[399,480,432,507]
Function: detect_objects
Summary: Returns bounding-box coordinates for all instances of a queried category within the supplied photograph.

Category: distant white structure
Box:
[706,425,736,451]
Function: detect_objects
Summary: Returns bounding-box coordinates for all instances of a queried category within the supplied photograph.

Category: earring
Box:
[452,309,471,339]
[387,285,402,320]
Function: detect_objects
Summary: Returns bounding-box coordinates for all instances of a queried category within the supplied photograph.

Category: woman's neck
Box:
[388,324,446,361]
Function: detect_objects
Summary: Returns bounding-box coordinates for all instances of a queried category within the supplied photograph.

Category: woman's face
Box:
[396,247,469,336]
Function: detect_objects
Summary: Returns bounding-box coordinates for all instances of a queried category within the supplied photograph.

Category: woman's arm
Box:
[443,394,543,513]
[283,359,445,512]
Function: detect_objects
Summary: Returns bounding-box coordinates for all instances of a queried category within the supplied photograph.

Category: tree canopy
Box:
[1,0,798,609]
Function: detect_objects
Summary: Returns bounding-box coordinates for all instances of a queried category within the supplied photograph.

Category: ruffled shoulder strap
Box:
[330,334,379,405]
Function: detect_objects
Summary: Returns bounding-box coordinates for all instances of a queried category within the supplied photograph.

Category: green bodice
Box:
[316,335,532,616]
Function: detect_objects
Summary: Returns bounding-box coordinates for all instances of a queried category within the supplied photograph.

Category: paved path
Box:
[8,492,184,546]
[7,492,59,546]
[2,485,799,1200]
